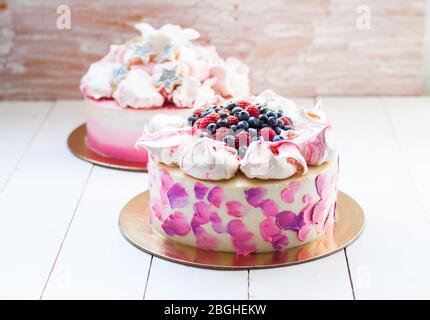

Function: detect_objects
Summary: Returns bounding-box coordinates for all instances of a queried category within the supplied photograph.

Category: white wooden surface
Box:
[0,97,429,300]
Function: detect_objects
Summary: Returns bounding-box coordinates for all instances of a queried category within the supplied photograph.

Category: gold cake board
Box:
[67,124,147,171]
[119,191,365,270]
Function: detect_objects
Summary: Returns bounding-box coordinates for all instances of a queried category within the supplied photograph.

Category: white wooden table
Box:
[1,97,430,300]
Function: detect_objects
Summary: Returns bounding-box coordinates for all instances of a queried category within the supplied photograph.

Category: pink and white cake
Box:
[136,90,338,255]
[80,23,250,164]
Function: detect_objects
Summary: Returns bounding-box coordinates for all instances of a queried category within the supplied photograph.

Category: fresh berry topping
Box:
[223,134,235,147]
[187,114,197,125]
[226,115,239,126]
[216,118,228,128]
[274,126,282,135]
[199,112,220,129]
[260,127,276,141]
[207,123,217,134]
[193,108,204,118]
[244,105,260,118]
[280,116,292,126]
[273,135,284,142]
[259,114,268,123]
[237,120,249,130]
[236,100,251,108]
[268,116,277,126]
[238,110,250,121]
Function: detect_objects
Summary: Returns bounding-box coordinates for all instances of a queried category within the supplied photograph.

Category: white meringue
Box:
[240,139,308,180]
[171,77,202,108]
[146,114,188,134]
[80,60,118,99]
[253,90,299,115]
[113,68,164,108]
[136,126,193,166]
[210,58,250,98]
[179,138,240,180]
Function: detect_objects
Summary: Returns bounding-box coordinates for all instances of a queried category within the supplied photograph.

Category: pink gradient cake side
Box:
[148,159,338,255]
[85,97,189,163]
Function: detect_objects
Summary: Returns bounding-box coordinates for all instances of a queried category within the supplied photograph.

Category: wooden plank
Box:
[0,100,92,299]
[144,258,248,300]
[249,252,353,300]
[322,97,430,299]
[0,101,53,190]
[249,97,353,300]
[0,1,425,99]
[42,166,152,299]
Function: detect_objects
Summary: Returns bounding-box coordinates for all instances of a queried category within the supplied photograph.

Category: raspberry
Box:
[226,116,239,126]
[236,100,251,108]
[198,112,220,129]
[245,105,260,118]
[235,131,250,148]
[214,127,230,141]
[193,108,204,118]
[280,116,292,126]
[260,127,276,141]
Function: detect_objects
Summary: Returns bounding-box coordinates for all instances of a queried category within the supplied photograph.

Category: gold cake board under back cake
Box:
[119,190,365,270]
[67,124,147,171]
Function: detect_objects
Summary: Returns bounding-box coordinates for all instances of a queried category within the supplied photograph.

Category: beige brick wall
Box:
[0,0,426,99]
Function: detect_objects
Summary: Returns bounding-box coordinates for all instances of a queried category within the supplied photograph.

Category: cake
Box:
[80,23,250,164]
[136,90,338,255]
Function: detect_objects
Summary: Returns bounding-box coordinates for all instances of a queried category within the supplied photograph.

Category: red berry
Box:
[226,116,239,126]
[214,127,230,141]
[260,127,276,141]
[245,105,260,118]
[280,116,292,126]
[199,112,220,129]
[193,108,204,118]
[235,131,250,148]
[236,100,251,108]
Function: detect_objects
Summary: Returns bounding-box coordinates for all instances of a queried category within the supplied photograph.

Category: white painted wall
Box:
[424,0,430,94]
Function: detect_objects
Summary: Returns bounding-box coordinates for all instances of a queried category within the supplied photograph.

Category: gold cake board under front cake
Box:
[119,191,365,270]
[67,124,147,171]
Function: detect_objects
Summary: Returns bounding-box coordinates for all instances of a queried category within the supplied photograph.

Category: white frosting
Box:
[80,61,118,99]
[179,138,239,180]
[113,68,164,108]
[146,114,188,133]
[240,139,308,180]
[210,58,250,98]
[136,126,193,166]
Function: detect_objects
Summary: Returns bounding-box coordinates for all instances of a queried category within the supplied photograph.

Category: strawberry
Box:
[260,127,276,141]
[193,108,205,118]
[245,105,260,118]
[226,115,239,126]
[236,100,251,108]
[198,112,220,129]
[214,127,230,141]
[280,116,292,126]
[235,131,250,148]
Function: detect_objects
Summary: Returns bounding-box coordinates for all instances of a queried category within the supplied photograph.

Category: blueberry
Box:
[214,106,222,112]
[266,111,275,118]
[187,114,197,125]
[207,123,217,134]
[200,109,212,118]
[268,116,277,126]
[219,112,228,118]
[232,106,243,114]
[200,131,212,138]
[223,134,235,147]
[237,120,249,130]
[238,146,248,158]
[276,118,284,127]
[227,103,237,111]
[259,107,268,114]
[253,118,261,128]
[217,119,228,127]
[259,114,268,123]
[273,135,284,142]
[274,126,282,135]
[238,110,250,121]
[247,116,256,127]
[276,111,283,117]
[261,123,270,128]
[248,128,258,138]
[282,125,291,131]
[229,125,237,133]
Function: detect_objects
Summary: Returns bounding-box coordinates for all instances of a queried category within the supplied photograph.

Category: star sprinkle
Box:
[157,44,178,63]
[154,67,182,93]
[131,43,156,64]
[112,64,129,85]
